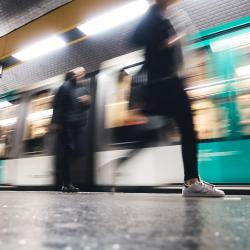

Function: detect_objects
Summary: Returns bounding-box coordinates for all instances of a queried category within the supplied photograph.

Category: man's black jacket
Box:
[52,80,90,127]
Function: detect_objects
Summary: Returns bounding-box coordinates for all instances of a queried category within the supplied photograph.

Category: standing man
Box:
[132,0,224,197]
[52,67,91,192]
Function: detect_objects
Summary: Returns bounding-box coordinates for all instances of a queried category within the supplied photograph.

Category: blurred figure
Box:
[132,0,224,197]
[52,67,91,192]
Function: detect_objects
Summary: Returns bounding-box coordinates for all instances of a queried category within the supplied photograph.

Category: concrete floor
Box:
[0,192,249,250]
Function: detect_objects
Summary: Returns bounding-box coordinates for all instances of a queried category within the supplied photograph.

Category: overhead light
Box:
[77,0,150,36]
[0,118,17,127]
[12,36,66,61]
[0,100,13,109]
[236,65,250,77]
[210,32,250,52]
[27,109,53,121]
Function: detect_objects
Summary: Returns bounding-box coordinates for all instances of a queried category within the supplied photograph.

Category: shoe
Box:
[182,180,225,197]
[61,184,80,193]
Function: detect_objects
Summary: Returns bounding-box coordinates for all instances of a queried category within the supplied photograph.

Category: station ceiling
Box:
[0,0,72,37]
[0,0,124,59]
[0,0,249,64]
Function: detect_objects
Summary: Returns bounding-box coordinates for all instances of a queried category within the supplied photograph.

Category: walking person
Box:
[52,67,91,192]
[132,0,224,197]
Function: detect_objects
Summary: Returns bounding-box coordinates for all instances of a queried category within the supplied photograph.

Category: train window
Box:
[234,44,250,73]
[101,64,181,148]
[235,77,250,136]
[191,98,229,140]
[235,46,250,136]
[185,47,230,141]
[105,68,147,129]
[0,98,20,158]
[184,48,216,88]
[23,90,54,154]
[237,93,250,135]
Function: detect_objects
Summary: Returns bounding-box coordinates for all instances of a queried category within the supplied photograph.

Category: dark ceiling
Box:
[0,0,72,37]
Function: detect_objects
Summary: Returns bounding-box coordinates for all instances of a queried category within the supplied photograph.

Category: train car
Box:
[94,19,250,187]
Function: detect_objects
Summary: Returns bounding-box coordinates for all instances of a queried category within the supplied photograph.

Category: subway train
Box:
[0,19,250,188]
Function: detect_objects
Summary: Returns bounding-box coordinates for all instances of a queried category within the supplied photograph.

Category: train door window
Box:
[184,48,216,88]
[103,64,181,147]
[23,90,54,154]
[191,97,229,140]
[104,66,150,146]
[233,44,250,136]
[105,68,148,129]
[237,93,250,135]
[0,98,20,158]
[185,48,229,140]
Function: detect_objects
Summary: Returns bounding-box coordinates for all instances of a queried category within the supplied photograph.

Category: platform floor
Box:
[0,192,249,250]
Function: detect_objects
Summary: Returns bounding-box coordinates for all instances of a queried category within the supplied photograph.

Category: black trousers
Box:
[58,127,74,186]
[146,77,199,181]
[59,126,86,186]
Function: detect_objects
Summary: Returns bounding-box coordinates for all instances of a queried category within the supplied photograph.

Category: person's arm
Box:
[78,89,91,111]
[163,32,184,48]
[51,86,67,128]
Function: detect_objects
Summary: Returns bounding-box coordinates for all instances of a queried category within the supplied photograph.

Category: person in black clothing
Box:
[132,0,224,197]
[52,67,91,192]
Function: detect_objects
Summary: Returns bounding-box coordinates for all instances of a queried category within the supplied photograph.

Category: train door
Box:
[0,92,22,185]
[20,88,55,186]
[94,51,184,186]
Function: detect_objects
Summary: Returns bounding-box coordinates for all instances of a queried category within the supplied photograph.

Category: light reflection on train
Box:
[0,28,250,187]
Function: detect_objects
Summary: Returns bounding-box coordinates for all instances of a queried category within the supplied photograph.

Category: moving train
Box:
[0,17,250,188]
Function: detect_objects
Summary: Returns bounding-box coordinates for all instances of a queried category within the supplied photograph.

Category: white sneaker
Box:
[182,180,225,197]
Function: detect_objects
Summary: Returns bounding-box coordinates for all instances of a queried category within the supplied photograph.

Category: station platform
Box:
[1,185,250,195]
[0,192,249,250]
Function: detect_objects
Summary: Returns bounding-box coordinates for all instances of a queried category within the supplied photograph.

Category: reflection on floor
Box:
[0,192,249,250]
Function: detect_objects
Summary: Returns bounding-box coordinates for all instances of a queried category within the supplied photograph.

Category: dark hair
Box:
[65,71,75,81]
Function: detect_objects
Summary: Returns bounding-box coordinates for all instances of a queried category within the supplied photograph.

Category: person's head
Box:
[156,0,180,9]
[65,67,86,83]
[72,67,86,81]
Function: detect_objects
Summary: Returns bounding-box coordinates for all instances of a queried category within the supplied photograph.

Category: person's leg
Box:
[62,127,74,187]
[146,79,224,196]
[62,153,71,186]
[55,131,64,187]
[172,84,199,183]
[147,79,199,181]
[61,126,80,192]
[171,80,224,197]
